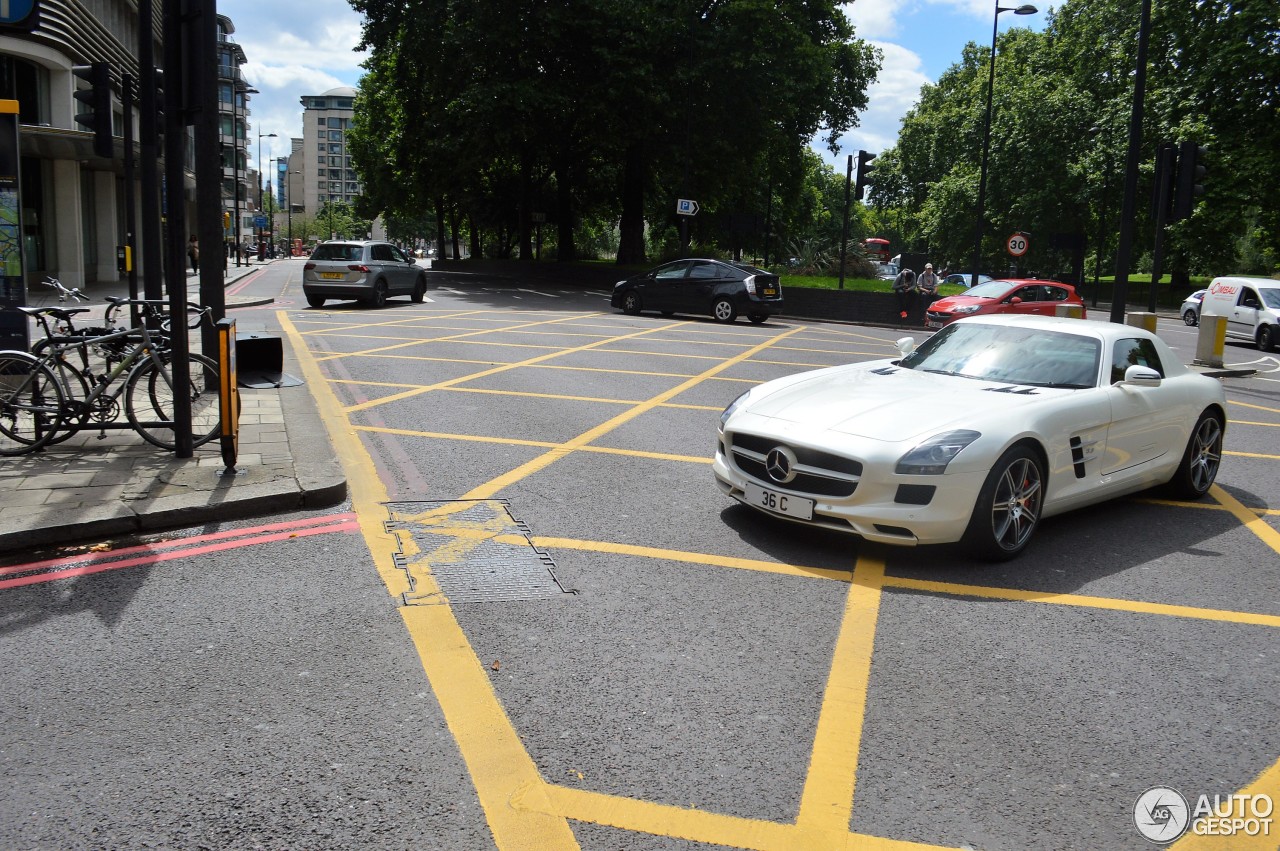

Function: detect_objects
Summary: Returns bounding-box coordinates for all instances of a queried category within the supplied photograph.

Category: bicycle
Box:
[0,299,221,455]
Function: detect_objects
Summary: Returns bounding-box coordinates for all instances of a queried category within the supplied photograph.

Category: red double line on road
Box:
[225,268,266,297]
[0,513,358,590]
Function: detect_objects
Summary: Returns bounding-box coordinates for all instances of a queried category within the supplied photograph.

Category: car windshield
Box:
[312,244,363,262]
[1262,288,1280,309]
[900,323,1101,388]
[961,280,1013,299]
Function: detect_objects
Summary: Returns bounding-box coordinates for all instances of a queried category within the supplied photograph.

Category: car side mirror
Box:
[895,336,916,356]
[1009,297,1022,305]
[1120,364,1162,387]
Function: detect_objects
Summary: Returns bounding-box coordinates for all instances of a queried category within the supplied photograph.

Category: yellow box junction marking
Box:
[281,307,1279,851]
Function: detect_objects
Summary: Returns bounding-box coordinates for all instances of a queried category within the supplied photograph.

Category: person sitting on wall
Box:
[892,267,917,319]
[917,263,939,306]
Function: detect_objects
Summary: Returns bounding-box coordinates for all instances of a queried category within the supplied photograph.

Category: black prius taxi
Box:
[611,259,784,324]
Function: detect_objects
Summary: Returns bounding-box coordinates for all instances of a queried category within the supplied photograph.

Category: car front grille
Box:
[730,432,861,498]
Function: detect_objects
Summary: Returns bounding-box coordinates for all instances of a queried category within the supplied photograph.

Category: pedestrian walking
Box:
[892,267,917,319]
[187,235,199,273]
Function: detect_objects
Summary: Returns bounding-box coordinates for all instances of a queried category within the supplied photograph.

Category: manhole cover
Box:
[385,500,576,605]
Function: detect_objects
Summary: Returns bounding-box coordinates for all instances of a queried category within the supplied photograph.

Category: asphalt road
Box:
[1,258,1276,851]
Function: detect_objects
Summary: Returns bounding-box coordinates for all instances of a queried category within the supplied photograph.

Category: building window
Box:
[1,55,49,126]
[317,116,326,126]
[328,130,343,141]
[346,183,358,194]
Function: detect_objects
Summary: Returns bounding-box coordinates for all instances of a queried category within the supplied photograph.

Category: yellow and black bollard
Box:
[216,318,240,471]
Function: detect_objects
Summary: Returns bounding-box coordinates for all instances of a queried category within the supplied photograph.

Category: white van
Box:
[1199,275,1280,352]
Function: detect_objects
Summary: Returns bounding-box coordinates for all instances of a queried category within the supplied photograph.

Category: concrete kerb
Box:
[0,257,346,555]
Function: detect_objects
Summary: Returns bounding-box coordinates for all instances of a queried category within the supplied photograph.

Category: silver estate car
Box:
[302,240,428,308]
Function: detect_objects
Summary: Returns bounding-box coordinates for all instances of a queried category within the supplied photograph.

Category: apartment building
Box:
[0,3,260,290]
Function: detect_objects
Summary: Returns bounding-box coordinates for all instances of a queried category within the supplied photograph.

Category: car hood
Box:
[929,294,993,312]
[734,362,1068,443]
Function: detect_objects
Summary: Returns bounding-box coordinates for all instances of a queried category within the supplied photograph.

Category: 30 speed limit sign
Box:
[1006,233,1030,257]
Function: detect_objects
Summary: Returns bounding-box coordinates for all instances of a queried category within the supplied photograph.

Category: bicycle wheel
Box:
[41,357,94,445]
[124,352,221,450]
[0,352,67,455]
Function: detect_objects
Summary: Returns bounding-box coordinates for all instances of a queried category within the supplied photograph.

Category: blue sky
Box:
[218,0,1052,175]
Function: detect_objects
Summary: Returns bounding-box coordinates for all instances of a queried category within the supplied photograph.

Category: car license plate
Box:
[925,318,945,329]
[762,287,777,297]
[320,272,344,279]
[745,482,813,520]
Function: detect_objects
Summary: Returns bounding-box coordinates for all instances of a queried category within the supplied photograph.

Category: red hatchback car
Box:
[925,278,1087,328]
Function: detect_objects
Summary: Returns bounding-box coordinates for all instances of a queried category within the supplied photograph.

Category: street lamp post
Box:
[288,170,302,256]
[971,1,1037,288]
[257,131,277,259]
[234,86,258,268]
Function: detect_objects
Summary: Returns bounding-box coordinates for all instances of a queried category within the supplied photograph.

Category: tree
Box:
[348,0,880,266]
[877,0,1279,282]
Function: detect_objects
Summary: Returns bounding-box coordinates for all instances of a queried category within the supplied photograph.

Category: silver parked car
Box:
[1180,289,1207,326]
[302,240,428,308]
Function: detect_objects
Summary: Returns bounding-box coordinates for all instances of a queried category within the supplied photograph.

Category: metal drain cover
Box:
[384,500,576,605]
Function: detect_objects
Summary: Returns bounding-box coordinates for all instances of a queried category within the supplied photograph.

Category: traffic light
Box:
[854,150,876,201]
[1171,141,1208,222]
[71,62,114,158]
[1150,142,1177,222]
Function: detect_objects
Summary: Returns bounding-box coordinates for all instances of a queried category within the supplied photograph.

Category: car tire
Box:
[368,280,388,308]
[962,443,1044,561]
[748,313,769,324]
[622,291,642,315]
[411,276,427,303]
[1183,309,1198,326]
[1258,325,1277,352]
[712,298,737,323]
[306,295,325,308]
[1165,410,1224,500]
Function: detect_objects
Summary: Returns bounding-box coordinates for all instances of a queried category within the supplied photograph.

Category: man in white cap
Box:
[917,263,939,305]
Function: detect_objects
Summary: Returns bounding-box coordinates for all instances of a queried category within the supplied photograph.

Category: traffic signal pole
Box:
[162,0,192,458]
[189,0,225,359]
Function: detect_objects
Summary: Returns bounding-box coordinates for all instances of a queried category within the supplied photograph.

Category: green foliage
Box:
[348,0,881,265]
[872,0,1280,281]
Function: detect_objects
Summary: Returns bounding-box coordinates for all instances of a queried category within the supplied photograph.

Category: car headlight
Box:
[719,390,752,430]
[896,430,981,475]
[951,305,982,315]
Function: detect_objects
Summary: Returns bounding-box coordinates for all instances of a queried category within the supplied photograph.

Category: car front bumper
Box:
[711,432,985,546]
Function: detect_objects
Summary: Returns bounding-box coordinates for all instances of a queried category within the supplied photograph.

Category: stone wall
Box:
[430,259,928,327]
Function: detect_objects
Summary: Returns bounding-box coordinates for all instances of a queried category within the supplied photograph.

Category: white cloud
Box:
[818,41,931,167]
[842,0,912,40]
